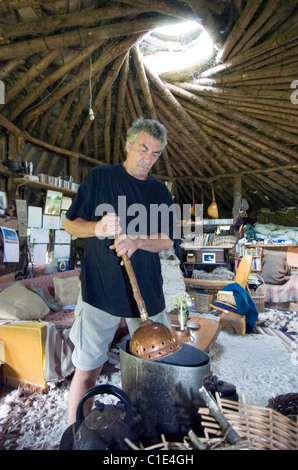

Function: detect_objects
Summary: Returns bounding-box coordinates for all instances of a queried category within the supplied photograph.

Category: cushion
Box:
[0,282,50,320]
[53,276,80,306]
[261,250,290,285]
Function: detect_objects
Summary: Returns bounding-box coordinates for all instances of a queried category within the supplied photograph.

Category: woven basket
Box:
[200,394,298,450]
[212,235,237,246]
[249,275,266,313]
[186,287,214,312]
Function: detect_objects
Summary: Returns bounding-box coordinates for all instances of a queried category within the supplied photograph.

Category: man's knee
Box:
[74,365,103,388]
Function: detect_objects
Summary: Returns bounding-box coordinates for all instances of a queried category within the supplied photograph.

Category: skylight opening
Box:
[141,21,214,76]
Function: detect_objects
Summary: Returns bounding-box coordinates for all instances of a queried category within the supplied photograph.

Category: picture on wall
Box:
[44,190,63,216]
[202,252,216,264]
[0,190,7,215]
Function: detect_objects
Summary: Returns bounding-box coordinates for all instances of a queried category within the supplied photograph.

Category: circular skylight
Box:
[140,21,215,77]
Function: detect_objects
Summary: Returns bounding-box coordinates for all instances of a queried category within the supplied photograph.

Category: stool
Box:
[219,310,246,336]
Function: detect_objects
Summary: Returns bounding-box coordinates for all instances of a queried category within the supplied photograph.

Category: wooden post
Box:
[233,176,242,223]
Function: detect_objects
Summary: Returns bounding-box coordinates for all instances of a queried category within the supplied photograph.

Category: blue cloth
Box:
[221,282,258,333]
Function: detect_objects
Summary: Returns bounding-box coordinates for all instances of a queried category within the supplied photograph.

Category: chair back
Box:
[234,255,253,288]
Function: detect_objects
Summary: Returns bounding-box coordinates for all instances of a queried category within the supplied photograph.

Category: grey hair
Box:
[126,117,168,149]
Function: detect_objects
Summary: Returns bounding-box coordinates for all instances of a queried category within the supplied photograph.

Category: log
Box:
[201,26,298,77]
[166,82,298,146]
[178,95,298,163]
[59,64,102,149]
[120,0,197,23]
[1,50,61,108]
[153,92,213,174]
[72,53,127,153]
[145,65,216,174]
[0,5,147,40]
[113,53,129,164]
[199,387,242,444]
[0,14,178,61]
[184,0,223,48]
[21,35,140,127]
[216,0,264,63]
[233,177,242,222]
[232,0,298,57]
[8,42,101,121]
[104,89,112,164]
[49,89,77,146]
[132,45,157,119]
[229,0,284,57]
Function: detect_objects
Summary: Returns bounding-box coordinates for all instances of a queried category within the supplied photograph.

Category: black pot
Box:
[59,384,142,450]
[3,160,24,172]
[120,341,211,444]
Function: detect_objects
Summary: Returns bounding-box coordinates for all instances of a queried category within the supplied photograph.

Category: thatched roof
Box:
[0,0,297,218]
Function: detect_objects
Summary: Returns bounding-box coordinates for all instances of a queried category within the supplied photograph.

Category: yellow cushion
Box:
[0,283,49,320]
[0,322,46,387]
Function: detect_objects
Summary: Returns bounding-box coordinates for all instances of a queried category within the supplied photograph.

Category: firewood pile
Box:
[125,388,298,451]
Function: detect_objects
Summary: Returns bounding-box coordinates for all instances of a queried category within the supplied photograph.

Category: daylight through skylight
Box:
[141,21,214,75]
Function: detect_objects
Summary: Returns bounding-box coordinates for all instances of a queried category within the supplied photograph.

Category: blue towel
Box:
[221,282,258,333]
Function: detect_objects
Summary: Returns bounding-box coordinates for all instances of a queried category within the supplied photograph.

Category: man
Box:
[65,118,175,425]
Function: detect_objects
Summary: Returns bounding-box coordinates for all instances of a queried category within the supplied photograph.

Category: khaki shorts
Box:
[69,290,171,371]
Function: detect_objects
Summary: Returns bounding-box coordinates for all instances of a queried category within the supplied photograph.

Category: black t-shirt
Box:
[66,163,175,317]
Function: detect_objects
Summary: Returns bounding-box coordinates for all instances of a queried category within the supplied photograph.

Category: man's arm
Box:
[64,217,97,238]
[64,213,121,239]
[111,233,173,259]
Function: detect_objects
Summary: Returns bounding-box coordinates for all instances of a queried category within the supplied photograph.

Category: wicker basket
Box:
[186,287,214,312]
[249,275,266,313]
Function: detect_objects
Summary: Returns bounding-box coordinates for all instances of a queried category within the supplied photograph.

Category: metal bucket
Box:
[120,341,211,444]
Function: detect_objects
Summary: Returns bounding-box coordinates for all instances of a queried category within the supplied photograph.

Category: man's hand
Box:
[95,213,122,239]
[110,234,139,261]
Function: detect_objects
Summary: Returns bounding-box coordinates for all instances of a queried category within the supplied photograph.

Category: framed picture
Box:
[44,189,63,216]
[202,252,216,264]
[0,190,7,215]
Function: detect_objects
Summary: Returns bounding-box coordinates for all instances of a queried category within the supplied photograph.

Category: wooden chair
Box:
[210,255,253,335]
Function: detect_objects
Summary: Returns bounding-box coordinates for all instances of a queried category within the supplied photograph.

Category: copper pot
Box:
[121,251,181,361]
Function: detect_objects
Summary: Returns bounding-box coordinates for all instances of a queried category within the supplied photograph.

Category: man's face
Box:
[125,131,162,180]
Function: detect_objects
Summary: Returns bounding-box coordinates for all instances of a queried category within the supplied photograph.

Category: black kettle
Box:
[60,384,142,450]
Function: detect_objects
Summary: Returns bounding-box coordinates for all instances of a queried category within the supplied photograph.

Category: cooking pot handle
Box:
[75,384,135,429]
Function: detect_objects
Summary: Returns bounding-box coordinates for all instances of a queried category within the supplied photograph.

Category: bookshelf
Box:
[236,244,263,271]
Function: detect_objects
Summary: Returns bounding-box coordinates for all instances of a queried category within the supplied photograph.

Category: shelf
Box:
[13,177,77,197]
[179,218,233,226]
[181,245,234,250]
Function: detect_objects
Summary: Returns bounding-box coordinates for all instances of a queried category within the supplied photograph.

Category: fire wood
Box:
[199,386,243,445]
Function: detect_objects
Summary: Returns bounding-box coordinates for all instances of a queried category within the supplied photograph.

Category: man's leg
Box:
[68,366,103,426]
[68,293,121,426]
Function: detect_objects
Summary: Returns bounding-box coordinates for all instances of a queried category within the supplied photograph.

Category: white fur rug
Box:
[0,309,297,451]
